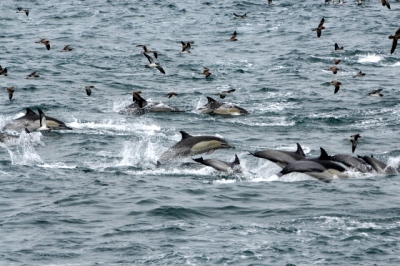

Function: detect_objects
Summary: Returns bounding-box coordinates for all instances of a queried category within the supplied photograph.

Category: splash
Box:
[4,130,43,166]
[358,53,382,63]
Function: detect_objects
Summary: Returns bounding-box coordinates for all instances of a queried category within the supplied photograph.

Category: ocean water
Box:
[1,0,400,265]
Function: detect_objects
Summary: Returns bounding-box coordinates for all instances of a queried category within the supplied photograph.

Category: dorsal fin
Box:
[206,97,216,103]
[180,131,192,139]
[296,143,305,157]
[231,154,240,166]
[319,147,330,160]
[192,157,204,163]
[26,108,37,116]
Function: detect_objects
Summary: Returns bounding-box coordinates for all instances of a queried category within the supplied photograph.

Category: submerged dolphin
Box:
[198,97,248,115]
[192,154,241,173]
[3,108,72,132]
[329,154,371,173]
[157,131,234,164]
[358,155,397,174]
[120,93,182,115]
[249,143,306,168]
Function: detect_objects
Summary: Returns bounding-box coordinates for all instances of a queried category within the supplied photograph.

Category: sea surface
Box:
[1,0,400,265]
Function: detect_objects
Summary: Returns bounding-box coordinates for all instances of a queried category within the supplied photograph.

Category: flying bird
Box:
[230,31,238,41]
[143,53,165,74]
[349,134,361,153]
[216,89,235,99]
[333,59,341,65]
[83,86,95,96]
[233,13,246,18]
[181,41,193,53]
[326,66,339,74]
[166,92,177,98]
[26,71,40,79]
[389,28,400,54]
[0,67,8,76]
[137,45,157,58]
[199,67,212,78]
[61,45,72,52]
[353,71,365,78]
[330,80,342,94]
[16,8,29,16]
[35,39,50,50]
[368,89,384,97]
[381,0,391,9]
[334,43,344,51]
[5,87,14,100]
[312,18,325,38]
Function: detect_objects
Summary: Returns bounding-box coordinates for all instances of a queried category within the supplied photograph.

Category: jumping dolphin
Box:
[249,143,306,168]
[192,154,241,173]
[358,155,397,174]
[120,92,182,115]
[329,154,371,173]
[157,131,234,164]
[2,108,72,132]
[198,97,248,115]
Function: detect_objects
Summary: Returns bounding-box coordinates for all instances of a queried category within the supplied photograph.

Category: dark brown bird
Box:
[16,7,29,16]
[333,59,341,65]
[334,43,344,51]
[330,81,342,94]
[5,87,14,100]
[389,28,400,54]
[83,86,95,96]
[230,31,238,41]
[312,18,325,38]
[216,89,235,99]
[35,39,50,50]
[181,41,193,53]
[382,0,391,9]
[368,89,384,97]
[128,91,146,108]
[166,92,177,98]
[325,66,339,74]
[0,67,7,76]
[137,45,157,58]
[233,13,246,18]
[353,71,365,78]
[143,53,165,74]
[26,71,40,79]
[199,67,212,78]
[349,134,361,153]
[61,45,72,52]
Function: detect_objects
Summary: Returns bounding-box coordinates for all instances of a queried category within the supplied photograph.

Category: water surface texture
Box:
[1,0,400,265]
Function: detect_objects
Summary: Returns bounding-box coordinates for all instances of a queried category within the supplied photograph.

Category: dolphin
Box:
[357,155,397,175]
[329,154,371,173]
[157,131,234,164]
[120,93,182,115]
[249,143,306,168]
[192,154,241,173]
[2,108,72,132]
[198,97,248,116]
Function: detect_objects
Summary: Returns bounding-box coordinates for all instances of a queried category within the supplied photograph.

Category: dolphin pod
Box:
[2,108,72,132]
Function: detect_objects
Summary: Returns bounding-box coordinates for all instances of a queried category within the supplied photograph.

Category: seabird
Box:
[82,86,95,96]
[334,43,344,51]
[389,27,400,54]
[382,0,391,9]
[312,18,325,38]
[333,59,341,65]
[16,8,29,16]
[181,41,192,53]
[349,134,361,153]
[216,89,235,99]
[353,71,365,78]
[230,31,238,41]
[337,0,346,4]
[5,87,14,100]
[26,71,40,79]
[325,66,339,74]
[199,67,212,78]
[233,13,246,18]
[128,91,146,108]
[166,92,177,98]
[137,45,158,58]
[143,53,165,74]
[61,45,72,52]
[35,39,50,50]
[368,89,384,97]
[330,80,342,94]
[37,109,51,132]
[0,67,8,76]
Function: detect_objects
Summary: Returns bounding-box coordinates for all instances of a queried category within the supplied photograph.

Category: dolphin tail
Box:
[296,143,306,157]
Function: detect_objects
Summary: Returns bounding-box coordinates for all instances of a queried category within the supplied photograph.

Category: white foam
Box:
[4,131,43,166]
[358,53,382,63]
[39,163,77,169]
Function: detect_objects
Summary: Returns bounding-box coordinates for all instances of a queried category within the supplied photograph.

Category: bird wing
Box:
[334,85,340,94]
[45,43,50,50]
[156,66,165,74]
[391,39,398,54]
[318,18,325,28]
[144,53,154,64]
[351,139,357,153]
[317,29,322,38]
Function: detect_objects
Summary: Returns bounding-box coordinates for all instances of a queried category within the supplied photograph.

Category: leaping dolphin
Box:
[157,131,234,164]
[2,108,72,132]
[192,154,241,173]
[358,155,397,175]
[119,92,182,115]
[249,143,306,168]
[198,97,248,115]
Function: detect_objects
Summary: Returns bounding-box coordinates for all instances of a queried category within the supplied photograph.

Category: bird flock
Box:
[1,1,399,181]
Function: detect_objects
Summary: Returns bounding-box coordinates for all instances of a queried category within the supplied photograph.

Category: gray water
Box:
[1,0,400,265]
